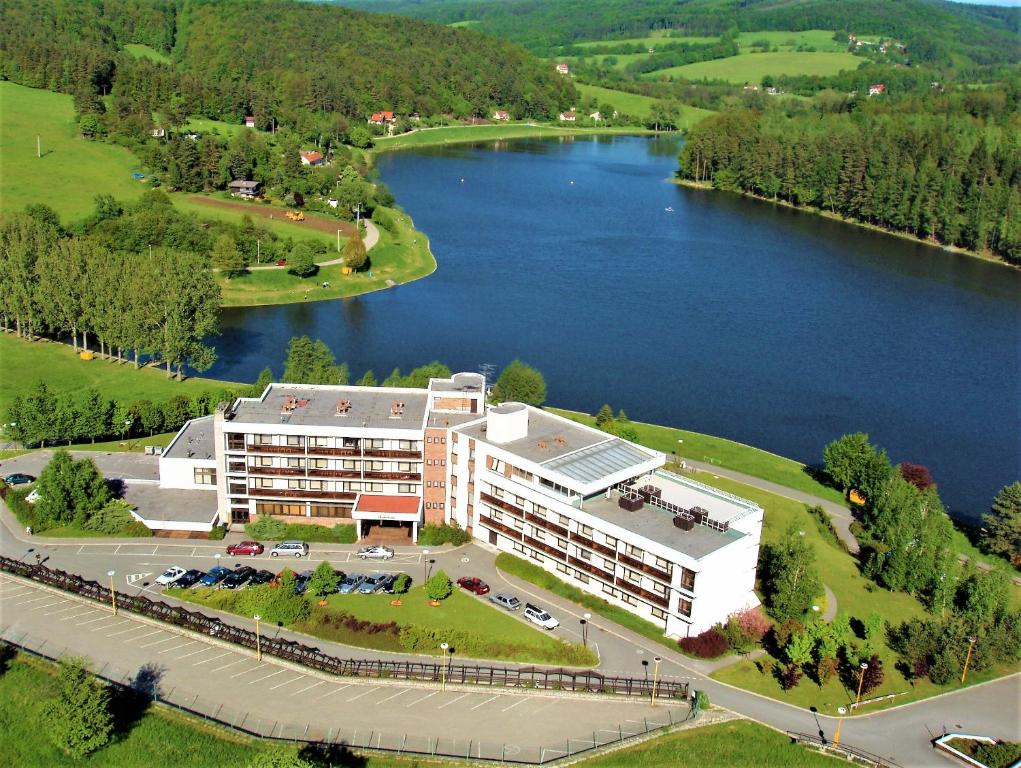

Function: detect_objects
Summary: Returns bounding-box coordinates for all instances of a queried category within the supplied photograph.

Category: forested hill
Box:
[336,0,1021,66]
[0,0,573,122]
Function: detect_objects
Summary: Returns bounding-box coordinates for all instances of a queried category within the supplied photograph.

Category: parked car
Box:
[199,565,231,587]
[337,574,366,594]
[175,569,205,589]
[270,540,309,558]
[380,573,400,593]
[357,545,394,561]
[456,576,490,595]
[249,569,275,586]
[523,603,559,630]
[4,473,35,486]
[222,566,256,589]
[275,258,287,266]
[358,573,389,594]
[155,566,187,586]
[293,569,314,594]
[489,592,522,611]
[25,489,42,504]
[226,541,264,556]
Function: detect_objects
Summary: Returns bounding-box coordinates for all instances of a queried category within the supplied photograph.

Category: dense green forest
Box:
[338,0,1020,66]
[0,0,573,131]
[677,86,1021,264]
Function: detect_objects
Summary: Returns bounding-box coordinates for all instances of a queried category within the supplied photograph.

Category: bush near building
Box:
[678,627,729,658]
[416,523,470,546]
[244,517,356,544]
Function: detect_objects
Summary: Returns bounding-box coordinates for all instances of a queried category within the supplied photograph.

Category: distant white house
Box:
[589,111,602,122]
[555,63,570,75]
[244,116,256,128]
[300,151,325,167]
[151,127,165,138]
[559,111,576,122]
[869,83,886,96]
[492,110,510,121]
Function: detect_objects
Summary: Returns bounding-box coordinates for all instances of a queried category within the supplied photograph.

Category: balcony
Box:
[478,515,521,541]
[246,443,305,455]
[523,535,566,561]
[615,577,670,608]
[525,511,568,538]
[247,466,305,476]
[307,468,361,479]
[618,553,672,584]
[479,492,525,518]
[570,532,616,559]
[363,471,421,482]
[248,488,356,500]
[307,446,359,457]
[568,556,614,583]
[362,449,422,460]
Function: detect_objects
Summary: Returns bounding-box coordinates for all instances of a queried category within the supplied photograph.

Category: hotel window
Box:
[285,435,303,447]
[626,544,644,559]
[399,440,413,450]
[575,572,589,584]
[256,456,273,467]
[513,543,525,554]
[651,607,667,620]
[576,548,591,561]
[678,598,692,617]
[604,559,615,571]
[285,457,304,468]
[512,467,533,481]
[450,475,457,485]
[530,552,543,563]
[680,568,697,592]
[255,502,305,517]
[426,437,433,444]
[193,468,216,485]
[310,436,330,448]
[625,568,641,584]
[347,482,362,491]
[253,434,273,445]
[287,479,306,490]
[491,510,502,521]
[367,461,383,471]
[398,462,413,472]
[493,487,504,498]
[579,524,593,537]
[440,459,446,466]
[307,480,324,490]
[559,514,569,525]
[343,460,358,470]
[425,502,433,510]
[515,495,525,507]
[654,556,670,570]
[367,439,384,449]
[228,459,245,473]
[513,518,523,530]
[556,537,568,549]
[556,564,569,575]
[311,504,351,519]
[398,483,414,494]
[311,458,328,469]
[621,594,637,606]
[255,477,273,488]
[226,433,245,450]
[602,584,616,597]
[342,437,359,448]
[533,529,544,542]
[651,582,667,596]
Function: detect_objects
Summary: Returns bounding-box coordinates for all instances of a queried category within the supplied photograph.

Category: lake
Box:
[212,135,1020,520]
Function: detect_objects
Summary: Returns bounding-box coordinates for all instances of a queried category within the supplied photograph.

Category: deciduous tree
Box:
[44,657,113,758]
[492,359,546,406]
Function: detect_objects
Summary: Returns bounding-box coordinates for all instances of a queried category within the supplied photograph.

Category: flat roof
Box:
[543,440,656,484]
[162,416,215,461]
[649,470,759,524]
[229,384,427,431]
[426,412,481,429]
[354,494,421,515]
[457,408,607,464]
[582,489,745,560]
[126,484,219,525]
[429,373,485,393]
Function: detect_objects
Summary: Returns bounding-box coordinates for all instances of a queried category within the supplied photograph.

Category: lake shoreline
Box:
[370,123,658,154]
[672,178,1017,269]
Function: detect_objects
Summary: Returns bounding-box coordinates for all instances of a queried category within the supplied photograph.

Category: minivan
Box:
[270,540,309,558]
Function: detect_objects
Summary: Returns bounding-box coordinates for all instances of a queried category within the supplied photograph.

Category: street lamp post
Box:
[440,642,450,691]
[422,550,430,585]
[107,570,117,615]
[961,636,978,684]
[651,656,662,707]
[254,614,262,661]
[581,612,591,647]
[834,662,869,748]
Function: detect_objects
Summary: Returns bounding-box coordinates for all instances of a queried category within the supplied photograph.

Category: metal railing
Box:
[786,731,902,767]
[0,556,689,700]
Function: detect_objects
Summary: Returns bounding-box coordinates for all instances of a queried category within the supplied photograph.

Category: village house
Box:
[368,111,395,125]
[492,110,510,121]
[869,83,886,96]
[227,180,262,199]
[151,127,166,138]
[244,116,256,128]
[300,151,325,167]
[555,63,570,75]
[559,111,576,122]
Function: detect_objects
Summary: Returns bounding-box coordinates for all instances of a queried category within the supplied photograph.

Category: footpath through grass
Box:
[0,333,240,417]
[547,407,845,505]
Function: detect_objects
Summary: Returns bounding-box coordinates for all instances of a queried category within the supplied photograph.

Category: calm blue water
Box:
[211,135,1021,520]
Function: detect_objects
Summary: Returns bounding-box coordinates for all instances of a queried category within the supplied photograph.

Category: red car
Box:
[275,258,287,266]
[457,576,490,595]
[226,541,264,556]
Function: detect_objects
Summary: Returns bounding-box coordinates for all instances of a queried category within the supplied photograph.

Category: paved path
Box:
[682,460,860,554]
[245,219,380,271]
[822,584,838,622]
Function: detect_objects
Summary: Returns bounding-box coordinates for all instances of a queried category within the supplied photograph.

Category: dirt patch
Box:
[188,195,356,236]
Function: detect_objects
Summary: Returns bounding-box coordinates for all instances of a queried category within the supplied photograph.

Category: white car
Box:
[25,489,42,504]
[155,566,187,586]
[357,545,394,560]
[524,603,559,630]
[270,540,309,558]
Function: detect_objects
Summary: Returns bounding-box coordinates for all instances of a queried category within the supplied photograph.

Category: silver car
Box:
[489,592,522,611]
[357,545,394,560]
[270,540,309,558]
[358,573,389,594]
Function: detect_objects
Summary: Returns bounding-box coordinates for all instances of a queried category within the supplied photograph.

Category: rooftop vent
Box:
[336,399,352,416]
[390,400,406,418]
[537,439,549,450]
[553,435,567,447]
[619,491,644,512]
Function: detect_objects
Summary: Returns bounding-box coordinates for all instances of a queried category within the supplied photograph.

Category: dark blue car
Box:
[175,569,205,589]
[199,565,231,587]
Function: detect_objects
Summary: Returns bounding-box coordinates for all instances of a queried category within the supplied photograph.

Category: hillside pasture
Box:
[123,43,172,63]
[574,83,714,125]
[651,51,862,84]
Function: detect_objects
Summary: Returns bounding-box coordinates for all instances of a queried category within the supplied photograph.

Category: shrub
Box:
[417,523,470,546]
[246,516,288,541]
[929,650,957,685]
[44,657,113,757]
[306,561,340,597]
[806,504,845,551]
[208,524,226,540]
[779,663,803,690]
[678,628,729,659]
[817,656,839,684]
[426,569,453,601]
[82,500,136,534]
[859,654,884,695]
[773,618,804,648]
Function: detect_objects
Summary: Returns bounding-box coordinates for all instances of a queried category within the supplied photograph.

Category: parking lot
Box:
[0,574,687,761]
[67,541,426,567]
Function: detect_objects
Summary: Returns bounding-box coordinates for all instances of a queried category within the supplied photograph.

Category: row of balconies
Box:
[238,443,422,460]
[245,467,421,481]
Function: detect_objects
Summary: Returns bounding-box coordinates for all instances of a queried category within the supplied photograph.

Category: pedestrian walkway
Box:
[245,219,379,271]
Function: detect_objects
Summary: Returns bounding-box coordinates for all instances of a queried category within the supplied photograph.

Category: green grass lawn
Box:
[218,207,436,307]
[0,82,146,221]
[547,407,845,505]
[371,123,653,152]
[733,30,845,52]
[580,719,846,767]
[0,333,241,417]
[651,51,862,84]
[574,83,714,125]
[122,44,171,64]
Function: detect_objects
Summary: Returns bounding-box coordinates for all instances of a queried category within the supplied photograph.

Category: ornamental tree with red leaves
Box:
[900,462,935,490]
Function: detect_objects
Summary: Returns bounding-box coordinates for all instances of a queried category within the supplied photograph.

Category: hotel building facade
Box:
[160,373,762,636]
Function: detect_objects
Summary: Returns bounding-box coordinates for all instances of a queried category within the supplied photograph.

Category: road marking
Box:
[13,595,58,607]
[228,664,265,678]
[43,605,83,617]
[175,647,213,661]
[107,626,148,638]
[156,641,195,655]
[58,609,98,622]
[437,693,470,709]
[501,697,528,712]
[75,615,111,627]
[346,686,380,702]
[246,669,285,685]
[138,636,178,649]
[0,589,33,600]
[290,680,325,697]
[93,619,129,632]
[268,675,301,691]
[470,694,499,711]
[406,691,439,707]
[193,651,232,666]
[375,688,410,705]
[313,684,350,700]
[209,659,246,673]
[126,629,163,643]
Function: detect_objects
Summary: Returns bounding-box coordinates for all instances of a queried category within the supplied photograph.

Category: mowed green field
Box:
[123,43,171,63]
[574,83,714,125]
[0,333,240,415]
[652,51,862,83]
[0,82,146,220]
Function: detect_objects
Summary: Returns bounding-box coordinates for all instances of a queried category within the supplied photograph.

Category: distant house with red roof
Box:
[555,63,570,75]
[300,151,324,167]
[558,111,576,122]
[868,83,886,96]
[368,111,395,125]
[492,110,510,121]
[244,116,256,128]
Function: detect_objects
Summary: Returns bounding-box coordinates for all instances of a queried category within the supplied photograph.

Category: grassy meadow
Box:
[651,51,862,83]
[0,333,240,416]
[574,83,714,124]
[0,82,146,220]
[123,44,171,64]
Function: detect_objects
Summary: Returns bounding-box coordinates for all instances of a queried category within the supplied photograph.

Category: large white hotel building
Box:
[159,373,763,637]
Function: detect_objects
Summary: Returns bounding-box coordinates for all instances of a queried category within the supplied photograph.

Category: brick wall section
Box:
[423,427,448,525]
